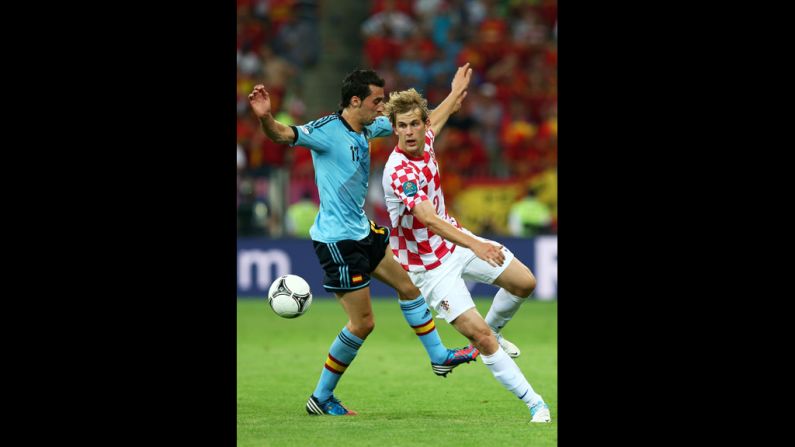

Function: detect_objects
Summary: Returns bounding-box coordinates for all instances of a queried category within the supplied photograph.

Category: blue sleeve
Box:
[365,116,393,140]
[291,121,329,153]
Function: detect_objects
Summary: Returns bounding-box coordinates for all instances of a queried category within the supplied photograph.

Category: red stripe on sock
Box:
[416,327,436,336]
[411,318,433,329]
[327,353,349,367]
[324,364,343,374]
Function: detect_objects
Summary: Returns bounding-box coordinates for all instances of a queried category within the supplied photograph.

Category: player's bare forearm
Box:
[428,93,462,135]
[412,200,504,266]
[248,84,295,145]
[412,201,477,249]
[259,114,295,145]
[430,63,472,135]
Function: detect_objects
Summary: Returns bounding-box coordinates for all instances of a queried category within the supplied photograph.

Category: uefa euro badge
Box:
[402,181,418,197]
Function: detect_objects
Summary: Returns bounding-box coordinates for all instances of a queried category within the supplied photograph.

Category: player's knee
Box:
[351,317,375,337]
[519,272,536,297]
[397,279,421,300]
[509,272,536,298]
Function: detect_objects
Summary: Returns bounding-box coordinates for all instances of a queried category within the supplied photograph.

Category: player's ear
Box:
[350,96,361,108]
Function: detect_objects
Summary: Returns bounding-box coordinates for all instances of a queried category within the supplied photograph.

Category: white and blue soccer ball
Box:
[267,274,313,318]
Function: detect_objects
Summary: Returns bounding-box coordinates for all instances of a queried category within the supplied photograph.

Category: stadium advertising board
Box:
[238,237,557,300]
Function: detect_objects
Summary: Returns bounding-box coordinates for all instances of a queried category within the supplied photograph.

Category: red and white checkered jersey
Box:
[382,128,461,272]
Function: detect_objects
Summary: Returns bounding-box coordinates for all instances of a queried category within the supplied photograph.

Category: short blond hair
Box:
[384,88,430,126]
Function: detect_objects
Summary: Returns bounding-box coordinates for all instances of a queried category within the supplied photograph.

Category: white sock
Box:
[480,348,542,409]
[485,288,528,335]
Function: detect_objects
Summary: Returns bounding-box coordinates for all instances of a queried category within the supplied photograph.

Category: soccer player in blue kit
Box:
[248,64,477,416]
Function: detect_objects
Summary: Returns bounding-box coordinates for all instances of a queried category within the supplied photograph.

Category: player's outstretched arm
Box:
[411,200,505,267]
[248,84,296,145]
[429,62,472,136]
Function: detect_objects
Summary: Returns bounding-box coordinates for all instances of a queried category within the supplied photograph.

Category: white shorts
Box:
[408,239,515,323]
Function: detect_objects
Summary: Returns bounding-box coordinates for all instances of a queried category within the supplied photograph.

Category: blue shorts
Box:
[312,220,390,293]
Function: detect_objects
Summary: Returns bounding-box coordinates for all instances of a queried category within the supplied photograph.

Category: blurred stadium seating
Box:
[237,0,557,238]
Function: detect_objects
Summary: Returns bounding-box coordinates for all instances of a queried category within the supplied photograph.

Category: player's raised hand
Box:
[472,240,505,268]
[451,62,473,95]
[248,84,272,118]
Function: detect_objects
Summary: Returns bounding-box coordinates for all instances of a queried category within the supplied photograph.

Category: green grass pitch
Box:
[238,297,557,446]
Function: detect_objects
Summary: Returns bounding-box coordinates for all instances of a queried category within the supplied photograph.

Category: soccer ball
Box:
[267,274,313,318]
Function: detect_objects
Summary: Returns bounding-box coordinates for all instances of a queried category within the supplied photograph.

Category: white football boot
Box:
[530,402,551,423]
[496,334,521,358]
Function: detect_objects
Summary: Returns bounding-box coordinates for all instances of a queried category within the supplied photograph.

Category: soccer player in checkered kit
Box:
[248,65,481,416]
[381,84,551,423]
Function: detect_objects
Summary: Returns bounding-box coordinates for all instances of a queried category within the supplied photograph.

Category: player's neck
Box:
[341,108,363,133]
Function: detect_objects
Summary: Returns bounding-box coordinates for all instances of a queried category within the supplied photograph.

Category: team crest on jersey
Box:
[402,181,418,197]
[298,125,313,135]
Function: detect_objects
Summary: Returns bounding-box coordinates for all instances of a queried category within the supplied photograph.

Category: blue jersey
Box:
[291,113,393,242]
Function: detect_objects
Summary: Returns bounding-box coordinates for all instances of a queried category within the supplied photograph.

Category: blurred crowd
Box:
[237,0,557,238]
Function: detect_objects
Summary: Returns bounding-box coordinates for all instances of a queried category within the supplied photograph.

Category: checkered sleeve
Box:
[388,163,428,211]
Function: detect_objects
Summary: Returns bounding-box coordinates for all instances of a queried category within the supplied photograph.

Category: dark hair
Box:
[340,69,385,108]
